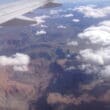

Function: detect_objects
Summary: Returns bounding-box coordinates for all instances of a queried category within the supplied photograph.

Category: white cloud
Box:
[67,8,73,11]
[50,9,67,15]
[50,10,59,15]
[99,20,110,27]
[74,6,110,18]
[79,47,110,65]
[78,47,110,76]
[65,66,76,71]
[40,24,48,28]
[101,65,110,76]
[77,20,110,77]
[57,25,66,29]
[56,18,110,76]
[79,63,100,74]
[67,41,78,46]
[36,30,47,35]
[78,20,110,46]
[72,19,80,22]
[63,14,74,18]
[0,53,30,72]
[80,49,104,65]
[34,15,50,25]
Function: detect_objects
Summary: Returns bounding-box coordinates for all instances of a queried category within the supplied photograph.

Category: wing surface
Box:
[0,0,48,24]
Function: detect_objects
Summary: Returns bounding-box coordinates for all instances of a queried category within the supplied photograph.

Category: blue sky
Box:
[0,0,16,4]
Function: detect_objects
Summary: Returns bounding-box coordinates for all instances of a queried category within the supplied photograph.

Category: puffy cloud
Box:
[80,49,104,65]
[99,20,110,26]
[101,65,110,76]
[0,53,30,72]
[72,18,80,22]
[67,41,78,46]
[50,9,68,16]
[78,47,110,75]
[65,66,76,71]
[59,0,76,3]
[34,15,50,25]
[36,30,47,35]
[63,14,74,18]
[78,20,110,46]
[78,63,101,74]
[57,25,66,29]
[50,10,59,15]
[77,20,110,76]
[74,6,110,18]
[40,24,48,28]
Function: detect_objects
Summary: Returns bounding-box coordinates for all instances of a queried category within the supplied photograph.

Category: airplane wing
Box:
[0,0,52,25]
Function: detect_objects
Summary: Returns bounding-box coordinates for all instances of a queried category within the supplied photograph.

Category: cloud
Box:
[79,49,104,65]
[78,48,110,76]
[40,24,48,28]
[65,66,76,71]
[77,20,110,77]
[63,14,74,18]
[50,9,67,15]
[74,6,110,18]
[78,20,110,46]
[36,30,47,35]
[57,25,66,29]
[72,19,80,22]
[67,41,78,46]
[34,15,50,25]
[50,10,59,15]
[78,63,101,74]
[0,53,30,72]
[59,0,76,3]
[101,65,110,76]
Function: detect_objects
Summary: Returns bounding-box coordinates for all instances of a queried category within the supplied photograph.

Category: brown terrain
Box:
[0,24,110,110]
